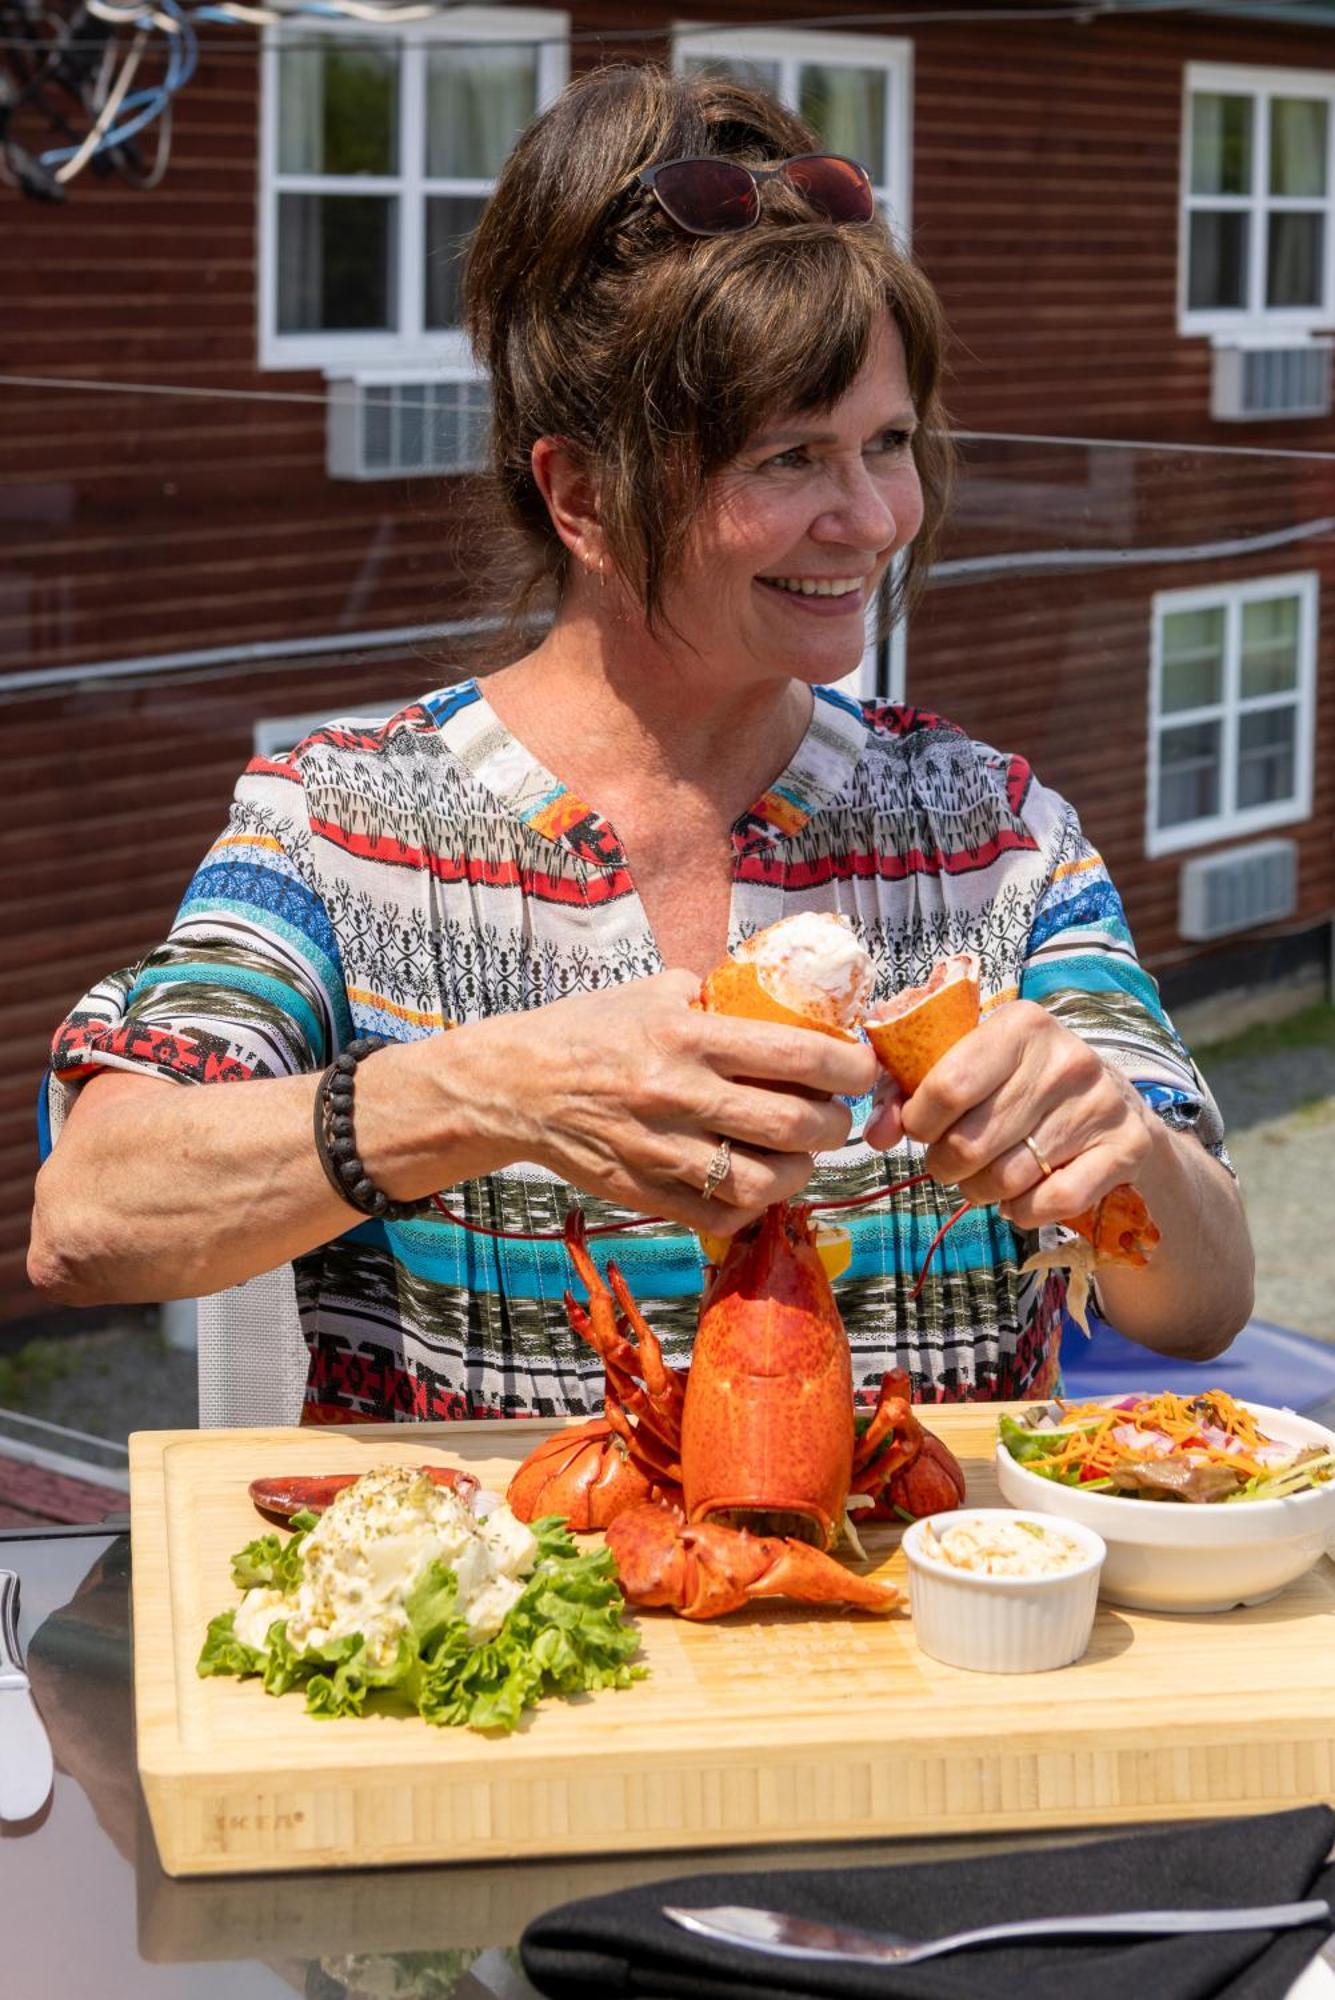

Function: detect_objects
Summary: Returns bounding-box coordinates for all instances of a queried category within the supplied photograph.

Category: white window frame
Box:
[671,23,912,247]
[1180,62,1335,339]
[258,7,568,372]
[1146,571,1318,858]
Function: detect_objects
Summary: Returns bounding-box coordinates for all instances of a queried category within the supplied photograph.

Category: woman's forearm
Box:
[27,1024,519,1305]
[1091,1120,1254,1360]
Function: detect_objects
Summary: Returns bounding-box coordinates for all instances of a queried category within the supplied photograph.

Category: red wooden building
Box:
[4,0,1334,1323]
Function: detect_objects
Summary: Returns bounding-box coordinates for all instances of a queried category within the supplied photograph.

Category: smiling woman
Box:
[29,63,1252,1425]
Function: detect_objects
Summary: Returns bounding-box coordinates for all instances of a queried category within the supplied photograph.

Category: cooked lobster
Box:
[506,1202,968,1617]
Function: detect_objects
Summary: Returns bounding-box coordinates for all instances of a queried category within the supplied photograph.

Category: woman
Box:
[28,66,1252,1419]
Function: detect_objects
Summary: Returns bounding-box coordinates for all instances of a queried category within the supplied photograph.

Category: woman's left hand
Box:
[863,999,1158,1223]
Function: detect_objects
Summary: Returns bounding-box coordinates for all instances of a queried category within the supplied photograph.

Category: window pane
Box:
[680,53,782,94]
[1241,596,1300,697]
[1266,211,1324,308]
[1190,93,1252,196]
[425,194,488,329]
[1160,606,1225,712]
[276,193,398,331]
[799,65,886,183]
[1158,720,1222,828]
[278,44,397,177]
[1270,98,1328,198]
[1188,211,1249,309]
[1237,708,1297,809]
[426,43,539,180]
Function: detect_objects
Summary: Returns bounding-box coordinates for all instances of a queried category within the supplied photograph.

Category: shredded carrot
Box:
[1039,1389,1286,1485]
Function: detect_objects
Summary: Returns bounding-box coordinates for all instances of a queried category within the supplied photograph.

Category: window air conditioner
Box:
[326,375,490,481]
[1211,342,1332,422]
[1178,838,1298,941]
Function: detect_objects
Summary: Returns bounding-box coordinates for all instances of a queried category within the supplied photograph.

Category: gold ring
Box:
[701,1138,733,1201]
[1022,1133,1054,1179]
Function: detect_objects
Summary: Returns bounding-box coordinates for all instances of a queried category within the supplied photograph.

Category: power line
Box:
[5,372,1335,463]
[0,1,1215,60]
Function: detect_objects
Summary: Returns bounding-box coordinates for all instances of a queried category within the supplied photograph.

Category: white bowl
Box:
[903,1508,1106,1673]
[994,1399,1335,1614]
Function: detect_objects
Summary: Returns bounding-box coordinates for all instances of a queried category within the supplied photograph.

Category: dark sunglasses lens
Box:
[651,159,760,234]
[783,156,875,223]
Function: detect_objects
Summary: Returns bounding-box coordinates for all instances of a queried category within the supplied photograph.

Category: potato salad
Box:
[199,1466,643,1731]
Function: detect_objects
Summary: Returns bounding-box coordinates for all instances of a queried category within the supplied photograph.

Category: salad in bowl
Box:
[995,1391,1335,1612]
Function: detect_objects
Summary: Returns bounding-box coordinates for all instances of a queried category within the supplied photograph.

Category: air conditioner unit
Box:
[1178,838,1298,941]
[1211,341,1332,422]
[326,374,490,481]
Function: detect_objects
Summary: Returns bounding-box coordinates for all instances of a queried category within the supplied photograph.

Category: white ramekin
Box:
[903,1508,1106,1673]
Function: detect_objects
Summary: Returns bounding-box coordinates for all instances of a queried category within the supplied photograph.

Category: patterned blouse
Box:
[46,680,1225,1420]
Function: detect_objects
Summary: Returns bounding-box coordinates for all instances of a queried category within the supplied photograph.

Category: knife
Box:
[663,1899,1333,1968]
[0,1568,55,1821]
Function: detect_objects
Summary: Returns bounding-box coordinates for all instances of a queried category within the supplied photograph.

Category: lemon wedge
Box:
[814,1222,852,1280]
[695,1222,852,1279]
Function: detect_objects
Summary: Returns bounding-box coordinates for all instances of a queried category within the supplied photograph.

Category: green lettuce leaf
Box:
[197,1610,266,1680]
[197,1508,644,1733]
[230,1510,317,1590]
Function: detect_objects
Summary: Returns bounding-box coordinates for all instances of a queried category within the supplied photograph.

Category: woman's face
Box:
[662,313,924,694]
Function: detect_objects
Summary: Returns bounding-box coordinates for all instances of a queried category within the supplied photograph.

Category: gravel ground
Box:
[7,1031,1333,1455]
[1203,1038,1335,1348]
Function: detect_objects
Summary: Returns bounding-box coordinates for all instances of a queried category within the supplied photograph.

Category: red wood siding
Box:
[3,1,1333,1322]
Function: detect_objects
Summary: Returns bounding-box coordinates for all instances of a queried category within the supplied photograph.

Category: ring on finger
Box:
[1022,1132,1055,1180]
[701,1137,733,1201]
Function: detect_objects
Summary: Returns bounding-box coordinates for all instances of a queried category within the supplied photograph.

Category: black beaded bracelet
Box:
[313,1036,429,1222]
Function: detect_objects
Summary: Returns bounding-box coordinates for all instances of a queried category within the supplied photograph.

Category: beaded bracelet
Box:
[313,1036,429,1222]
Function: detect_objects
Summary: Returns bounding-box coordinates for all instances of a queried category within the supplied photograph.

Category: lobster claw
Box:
[507,1417,681,1530]
[247,1464,479,1525]
[604,1504,902,1621]
[876,1433,968,1521]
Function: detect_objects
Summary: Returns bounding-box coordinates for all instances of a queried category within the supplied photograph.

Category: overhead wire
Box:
[4,372,1335,464]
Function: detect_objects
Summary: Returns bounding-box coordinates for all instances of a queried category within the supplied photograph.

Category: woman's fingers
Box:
[704,1078,855,1157]
[897,1002,1155,1212]
[694,1010,878,1099]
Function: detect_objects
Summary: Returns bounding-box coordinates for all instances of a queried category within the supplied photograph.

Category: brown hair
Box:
[463,63,952,640]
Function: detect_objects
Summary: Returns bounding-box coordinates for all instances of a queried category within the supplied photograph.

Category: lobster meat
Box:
[247,1464,479,1526]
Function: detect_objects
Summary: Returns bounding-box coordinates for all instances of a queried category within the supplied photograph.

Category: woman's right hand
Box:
[478,969,878,1232]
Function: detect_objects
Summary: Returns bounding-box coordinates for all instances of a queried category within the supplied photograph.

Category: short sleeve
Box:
[1019,801,1229,1167]
[45,763,352,1147]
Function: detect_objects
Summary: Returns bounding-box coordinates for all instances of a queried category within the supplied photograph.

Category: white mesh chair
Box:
[195,1265,309,1428]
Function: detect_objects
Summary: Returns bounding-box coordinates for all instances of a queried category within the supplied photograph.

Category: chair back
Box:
[196,1264,308,1428]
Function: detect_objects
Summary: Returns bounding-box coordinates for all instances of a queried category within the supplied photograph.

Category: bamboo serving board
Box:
[130,1409,1335,1878]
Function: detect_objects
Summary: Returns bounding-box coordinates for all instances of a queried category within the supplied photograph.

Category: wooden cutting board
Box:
[130,1409,1335,1878]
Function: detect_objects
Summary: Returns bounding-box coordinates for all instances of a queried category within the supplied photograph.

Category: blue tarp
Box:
[1061,1313,1335,1413]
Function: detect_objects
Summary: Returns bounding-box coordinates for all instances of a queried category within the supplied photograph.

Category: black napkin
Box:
[520,1806,1335,2000]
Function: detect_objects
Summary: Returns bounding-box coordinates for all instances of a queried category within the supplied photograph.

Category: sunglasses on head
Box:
[637,152,875,237]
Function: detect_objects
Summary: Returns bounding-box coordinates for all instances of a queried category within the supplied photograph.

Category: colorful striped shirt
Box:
[46,681,1226,1418]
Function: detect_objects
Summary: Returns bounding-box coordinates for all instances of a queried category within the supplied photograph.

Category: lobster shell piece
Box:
[864,954,981,1094]
[604,1503,901,1620]
[699,959,858,1039]
[247,1464,479,1525]
[681,1202,855,1549]
[507,1417,679,1530]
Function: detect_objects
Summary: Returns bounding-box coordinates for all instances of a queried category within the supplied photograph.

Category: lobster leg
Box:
[605,1504,902,1621]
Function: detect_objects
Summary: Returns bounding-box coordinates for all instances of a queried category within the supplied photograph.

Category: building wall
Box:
[3,0,1333,1317]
